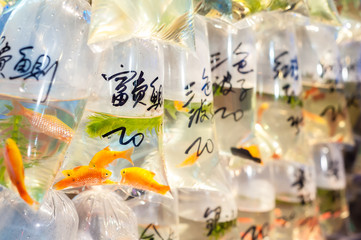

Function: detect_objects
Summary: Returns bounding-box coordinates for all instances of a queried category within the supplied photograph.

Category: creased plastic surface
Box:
[88,0,195,52]
[0,0,96,206]
[0,187,78,240]
[73,188,138,240]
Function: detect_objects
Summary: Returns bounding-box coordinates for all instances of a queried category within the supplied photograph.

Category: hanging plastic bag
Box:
[88,0,195,52]
[163,15,238,239]
[253,11,322,239]
[297,22,354,146]
[0,187,79,240]
[73,188,138,240]
[56,38,178,239]
[0,0,96,207]
[312,142,349,237]
[205,13,276,239]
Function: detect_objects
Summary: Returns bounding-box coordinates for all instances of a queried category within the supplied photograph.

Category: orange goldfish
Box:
[7,100,74,143]
[61,165,89,177]
[120,167,170,195]
[174,100,189,113]
[257,103,269,124]
[3,138,37,206]
[89,146,134,168]
[271,152,281,160]
[231,145,262,164]
[302,109,327,125]
[237,217,254,224]
[303,87,319,99]
[54,166,111,190]
[177,152,199,168]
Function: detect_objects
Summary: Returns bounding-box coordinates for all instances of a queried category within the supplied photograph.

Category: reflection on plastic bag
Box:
[73,188,138,240]
[0,186,78,240]
[0,0,96,206]
[88,0,195,52]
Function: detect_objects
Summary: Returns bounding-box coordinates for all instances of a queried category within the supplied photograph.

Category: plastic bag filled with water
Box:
[163,14,238,239]
[88,0,196,52]
[0,0,96,207]
[253,11,323,239]
[57,37,178,238]
[0,186,78,240]
[296,22,354,146]
[205,12,276,239]
[73,187,138,240]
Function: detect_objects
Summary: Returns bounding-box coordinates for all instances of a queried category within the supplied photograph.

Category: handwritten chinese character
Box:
[291,168,306,190]
[204,206,221,237]
[273,51,298,81]
[188,99,210,128]
[287,116,303,134]
[131,71,148,107]
[232,42,254,75]
[0,36,12,78]
[201,68,211,97]
[210,52,228,72]
[147,77,162,111]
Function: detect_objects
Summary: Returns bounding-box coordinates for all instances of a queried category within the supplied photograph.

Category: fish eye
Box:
[105,173,108,176]
[122,170,126,174]
[67,174,70,177]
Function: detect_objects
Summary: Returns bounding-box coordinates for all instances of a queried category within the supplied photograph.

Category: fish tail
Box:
[18,187,37,206]
[122,147,135,166]
[6,100,25,116]
[158,185,170,195]
[53,178,72,190]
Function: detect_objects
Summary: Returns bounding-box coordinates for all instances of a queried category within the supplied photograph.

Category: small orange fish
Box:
[177,152,199,168]
[231,145,262,164]
[54,166,111,190]
[312,92,326,101]
[237,217,254,224]
[302,109,327,125]
[303,87,320,99]
[7,100,74,143]
[271,152,281,160]
[61,165,88,177]
[257,103,269,124]
[174,100,189,113]
[319,211,332,221]
[89,146,134,168]
[3,138,37,206]
[120,167,170,195]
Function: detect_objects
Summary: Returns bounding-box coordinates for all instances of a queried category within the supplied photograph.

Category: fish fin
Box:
[6,100,25,116]
[53,178,69,190]
[158,185,170,195]
[177,152,198,168]
[231,147,261,164]
[103,146,111,151]
[122,147,134,166]
[18,188,38,206]
[73,166,83,171]
[103,179,117,185]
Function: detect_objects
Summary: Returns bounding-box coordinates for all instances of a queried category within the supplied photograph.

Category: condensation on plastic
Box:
[73,188,138,240]
[163,15,238,239]
[0,187,79,240]
[88,0,195,52]
[297,22,354,145]
[0,0,96,206]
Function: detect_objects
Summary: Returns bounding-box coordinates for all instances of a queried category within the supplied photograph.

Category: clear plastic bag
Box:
[206,14,276,239]
[0,187,78,240]
[253,11,320,239]
[0,0,96,207]
[313,143,349,237]
[297,22,354,146]
[163,15,238,239]
[88,0,195,52]
[57,38,178,239]
[73,187,138,240]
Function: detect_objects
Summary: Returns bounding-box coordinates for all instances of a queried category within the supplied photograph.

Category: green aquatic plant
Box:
[0,105,29,185]
[85,112,163,138]
[208,219,237,239]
